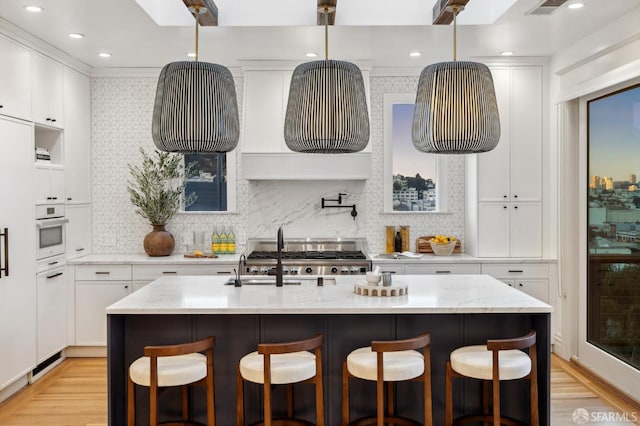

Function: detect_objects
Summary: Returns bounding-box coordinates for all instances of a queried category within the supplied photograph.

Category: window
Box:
[383,93,447,213]
[182,153,228,212]
[587,83,640,370]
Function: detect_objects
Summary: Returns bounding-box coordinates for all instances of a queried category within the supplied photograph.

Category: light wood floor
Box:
[0,355,637,425]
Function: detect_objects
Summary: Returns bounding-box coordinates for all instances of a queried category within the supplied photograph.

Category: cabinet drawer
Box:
[132,264,212,281]
[481,263,548,278]
[75,264,132,281]
[404,264,481,275]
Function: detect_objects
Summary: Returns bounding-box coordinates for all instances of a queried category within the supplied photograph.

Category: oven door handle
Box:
[36,218,69,228]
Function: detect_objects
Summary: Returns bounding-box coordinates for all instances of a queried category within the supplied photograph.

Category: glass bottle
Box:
[211,227,220,254]
[227,227,236,254]
[394,228,403,253]
[219,226,228,254]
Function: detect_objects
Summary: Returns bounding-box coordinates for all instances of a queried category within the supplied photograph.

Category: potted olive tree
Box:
[127,148,196,256]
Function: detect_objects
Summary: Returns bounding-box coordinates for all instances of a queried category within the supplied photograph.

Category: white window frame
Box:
[383,93,448,213]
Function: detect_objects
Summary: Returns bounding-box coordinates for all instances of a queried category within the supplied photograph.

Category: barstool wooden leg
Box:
[208,353,216,426]
[287,384,294,418]
[182,385,189,421]
[530,345,539,426]
[492,350,501,426]
[342,362,349,426]
[424,346,432,426]
[386,382,394,417]
[482,381,490,426]
[316,353,325,426]
[236,366,244,426]
[127,375,135,426]
[263,355,272,426]
[445,361,453,426]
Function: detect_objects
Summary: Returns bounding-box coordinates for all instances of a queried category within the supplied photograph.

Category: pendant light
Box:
[152,4,239,153]
[412,5,500,154]
[284,4,370,153]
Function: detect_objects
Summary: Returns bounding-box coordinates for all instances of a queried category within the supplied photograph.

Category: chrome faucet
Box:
[235,254,246,287]
[276,226,284,287]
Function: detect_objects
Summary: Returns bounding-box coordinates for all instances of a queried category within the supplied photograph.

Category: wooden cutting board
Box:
[416,236,461,254]
[183,253,218,258]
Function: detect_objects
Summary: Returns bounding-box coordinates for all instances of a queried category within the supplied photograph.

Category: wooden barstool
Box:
[128,336,216,426]
[237,333,324,426]
[342,332,432,426]
[445,331,538,426]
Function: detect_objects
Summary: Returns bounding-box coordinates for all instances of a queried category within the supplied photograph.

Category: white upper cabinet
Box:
[467,65,544,258]
[243,70,292,153]
[0,35,31,121]
[477,67,542,203]
[31,53,64,128]
[63,68,91,203]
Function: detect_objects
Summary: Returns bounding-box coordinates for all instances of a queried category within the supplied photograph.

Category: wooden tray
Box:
[416,236,461,254]
[183,253,218,258]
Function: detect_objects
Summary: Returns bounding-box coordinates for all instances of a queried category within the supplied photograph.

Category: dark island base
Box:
[108,313,550,425]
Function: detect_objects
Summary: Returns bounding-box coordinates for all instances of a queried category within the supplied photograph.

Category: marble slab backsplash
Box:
[248,181,366,239]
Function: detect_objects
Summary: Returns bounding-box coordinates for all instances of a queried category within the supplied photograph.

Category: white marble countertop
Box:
[68,253,241,265]
[106,274,552,315]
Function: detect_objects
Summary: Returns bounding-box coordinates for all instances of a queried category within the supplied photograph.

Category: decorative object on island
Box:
[284,3,369,153]
[127,148,196,256]
[429,235,457,256]
[152,0,239,153]
[321,192,358,220]
[412,4,500,154]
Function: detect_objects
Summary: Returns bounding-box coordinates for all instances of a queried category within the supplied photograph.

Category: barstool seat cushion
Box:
[129,353,207,387]
[346,346,424,382]
[239,351,316,384]
[450,345,531,381]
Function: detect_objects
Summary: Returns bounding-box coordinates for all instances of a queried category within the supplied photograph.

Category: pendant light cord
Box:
[194,6,200,62]
[452,6,458,62]
[324,6,329,61]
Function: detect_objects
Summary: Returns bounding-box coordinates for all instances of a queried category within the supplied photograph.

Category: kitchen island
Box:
[106,274,551,425]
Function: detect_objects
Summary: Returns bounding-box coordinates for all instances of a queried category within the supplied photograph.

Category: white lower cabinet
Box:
[75,264,132,346]
[76,281,131,346]
[481,263,549,303]
[36,265,67,362]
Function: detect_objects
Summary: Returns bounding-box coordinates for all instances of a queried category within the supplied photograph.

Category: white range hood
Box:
[241,152,371,180]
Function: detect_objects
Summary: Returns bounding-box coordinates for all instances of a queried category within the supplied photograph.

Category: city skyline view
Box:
[392,103,436,179]
[588,84,640,181]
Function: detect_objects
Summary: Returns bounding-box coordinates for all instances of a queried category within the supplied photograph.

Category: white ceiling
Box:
[0,0,639,70]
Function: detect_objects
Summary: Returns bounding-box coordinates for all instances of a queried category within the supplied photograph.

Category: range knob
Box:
[305,266,313,274]
[350,266,360,274]
[330,266,338,274]
[249,266,259,274]
[290,266,300,275]
[282,266,290,275]
[341,266,350,274]
[260,266,271,275]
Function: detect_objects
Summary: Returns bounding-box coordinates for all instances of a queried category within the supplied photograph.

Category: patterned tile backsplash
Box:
[91,75,464,255]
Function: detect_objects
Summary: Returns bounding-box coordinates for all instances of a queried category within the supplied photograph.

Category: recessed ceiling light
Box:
[500,51,515,56]
[568,2,584,9]
[305,52,318,58]
[409,51,422,57]
[98,52,111,58]
[68,33,84,39]
[24,5,43,12]
[187,52,197,58]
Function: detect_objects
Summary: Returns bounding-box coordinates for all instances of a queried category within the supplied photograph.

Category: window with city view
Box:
[182,153,227,211]
[391,103,437,212]
[587,83,640,370]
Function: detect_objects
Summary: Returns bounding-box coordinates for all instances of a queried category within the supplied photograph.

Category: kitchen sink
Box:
[224,276,336,286]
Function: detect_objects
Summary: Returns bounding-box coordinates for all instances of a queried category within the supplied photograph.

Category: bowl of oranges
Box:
[429,235,457,256]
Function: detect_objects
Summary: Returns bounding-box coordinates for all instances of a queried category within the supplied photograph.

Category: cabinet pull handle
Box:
[514,195,518,198]
[514,206,518,209]
[216,271,232,274]
[67,197,73,201]
[48,261,59,266]
[518,283,524,287]
[46,272,63,279]
[381,271,396,274]
[95,271,110,275]
[76,248,85,252]
[124,285,129,289]
[508,270,523,273]
[503,195,507,198]
[162,271,177,274]
[0,228,8,278]
[435,270,451,274]
[503,206,507,209]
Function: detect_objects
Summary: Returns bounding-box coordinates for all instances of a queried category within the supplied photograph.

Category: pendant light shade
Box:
[152,61,239,153]
[412,61,500,154]
[284,59,370,153]
[412,4,500,154]
[152,2,239,153]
